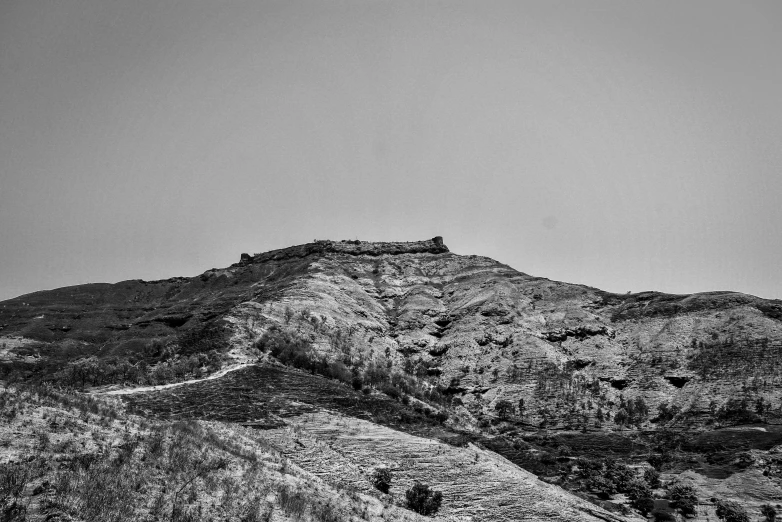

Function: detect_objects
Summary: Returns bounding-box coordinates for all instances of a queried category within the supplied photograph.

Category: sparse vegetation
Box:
[255,326,453,415]
[0,322,229,390]
[715,397,762,425]
[0,381,420,522]
[0,461,31,521]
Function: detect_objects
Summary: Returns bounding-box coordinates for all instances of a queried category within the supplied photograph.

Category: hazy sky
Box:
[2,1,781,301]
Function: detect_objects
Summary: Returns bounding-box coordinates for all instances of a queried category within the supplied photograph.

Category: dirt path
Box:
[94,362,254,396]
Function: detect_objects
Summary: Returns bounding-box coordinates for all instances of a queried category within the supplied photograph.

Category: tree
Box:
[614,408,629,426]
[668,481,698,517]
[495,400,514,420]
[632,397,649,426]
[761,504,777,522]
[715,499,749,522]
[655,402,681,423]
[643,467,661,488]
[371,468,392,494]
[625,479,654,516]
[405,483,443,516]
[585,475,616,499]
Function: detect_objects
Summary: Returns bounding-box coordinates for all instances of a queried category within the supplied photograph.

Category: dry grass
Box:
[0,383,429,521]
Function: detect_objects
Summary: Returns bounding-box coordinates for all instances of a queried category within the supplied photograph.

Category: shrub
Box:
[380,384,400,400]
[494,400,514,420]
[0,462,29,516]
[625,479,654,515]
[585,475,616,499]
[668,481,698,517]
[655,403,681,423]
[371,468,392,494]
[405,482,443,516]
[256,327,316,372]
[277,485,307,519]
[715,500,749,522]
[716,398,761,425]
[644,467,661,488]
[574,458,636,499]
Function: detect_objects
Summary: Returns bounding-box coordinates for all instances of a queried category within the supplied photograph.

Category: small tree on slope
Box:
[405,483,443,516]
[371,468,392,494]
[715,499,750,522]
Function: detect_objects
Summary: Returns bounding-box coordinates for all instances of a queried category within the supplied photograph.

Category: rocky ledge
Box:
[236,236,449,265]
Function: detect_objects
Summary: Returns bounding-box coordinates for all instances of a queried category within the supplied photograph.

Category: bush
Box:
[0,462,30,519]
[585,475,616,499]
[405,483,442,516]
[716,398,761,425]
[655,402,681,423]
[644,467,661,488]
[668,481,698,517]
[371,468,392,494]
[573,458,635,499]
[256,327,317,372]
[625,479,654,515]
[715,500,749,522]
[494,400,514,420]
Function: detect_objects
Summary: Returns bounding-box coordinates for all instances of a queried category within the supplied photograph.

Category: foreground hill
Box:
[2,237,782,520]
[0,382,442,522]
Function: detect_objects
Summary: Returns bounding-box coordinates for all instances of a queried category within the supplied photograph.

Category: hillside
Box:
[0,382,441,522]
[3,237,782,520]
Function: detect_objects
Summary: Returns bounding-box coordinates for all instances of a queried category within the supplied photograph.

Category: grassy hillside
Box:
[0,383,434,522]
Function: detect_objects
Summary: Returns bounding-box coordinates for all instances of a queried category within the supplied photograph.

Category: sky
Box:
[1,0,781,301]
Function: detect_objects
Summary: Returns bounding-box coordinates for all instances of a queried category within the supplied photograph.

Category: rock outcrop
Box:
[236,237,449,266]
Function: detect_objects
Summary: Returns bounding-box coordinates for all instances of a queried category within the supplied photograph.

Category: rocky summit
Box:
[2,237,782,521]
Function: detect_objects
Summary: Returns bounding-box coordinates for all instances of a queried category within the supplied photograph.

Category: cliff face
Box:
[2,236,781,431]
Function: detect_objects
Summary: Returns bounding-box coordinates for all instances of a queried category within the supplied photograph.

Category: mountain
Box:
[3,237,782,521]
